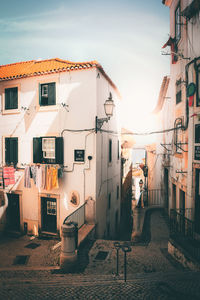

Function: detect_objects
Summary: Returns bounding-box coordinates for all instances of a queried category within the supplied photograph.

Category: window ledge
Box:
[2,109,20,115]
[36,105,59,112]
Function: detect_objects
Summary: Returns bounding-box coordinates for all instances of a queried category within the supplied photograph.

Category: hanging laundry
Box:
[36,165,42,191]
[52,166,59,189]
[30,166,37,184]
[24,166,31,188]
[3,166,15,186]
[0,167,4,188]
[41,165,46,190]
[46,166,52,191]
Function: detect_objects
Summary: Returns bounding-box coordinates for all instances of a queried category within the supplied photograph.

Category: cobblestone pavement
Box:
[1,209,200,299]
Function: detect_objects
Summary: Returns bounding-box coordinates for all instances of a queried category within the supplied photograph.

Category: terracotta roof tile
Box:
[0,58,98,81]
[0,57,121,98]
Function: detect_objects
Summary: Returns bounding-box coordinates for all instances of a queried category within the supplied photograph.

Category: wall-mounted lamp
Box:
[95,92,115,133]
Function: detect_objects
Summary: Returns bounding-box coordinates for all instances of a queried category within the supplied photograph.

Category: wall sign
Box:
[195,146,200,160]
[74,149,85,162]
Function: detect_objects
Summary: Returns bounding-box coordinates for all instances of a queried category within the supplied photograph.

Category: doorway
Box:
[41,197,57,233]
[6,193,20,232]
[172,183,176,210]
[164,168,169,211]
[195,169,200,234]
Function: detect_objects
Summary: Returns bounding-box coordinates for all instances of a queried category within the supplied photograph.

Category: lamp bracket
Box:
[95,116,110,133]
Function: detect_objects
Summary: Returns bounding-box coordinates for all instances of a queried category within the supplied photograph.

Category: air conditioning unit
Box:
[42,138,55,159]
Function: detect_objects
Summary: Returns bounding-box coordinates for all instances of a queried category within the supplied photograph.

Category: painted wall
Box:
[0,67,121,238]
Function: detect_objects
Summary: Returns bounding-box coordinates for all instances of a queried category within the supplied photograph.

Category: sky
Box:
[0,0,170,139]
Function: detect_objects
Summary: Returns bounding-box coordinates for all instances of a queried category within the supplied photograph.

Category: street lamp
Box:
[95,92,115,133]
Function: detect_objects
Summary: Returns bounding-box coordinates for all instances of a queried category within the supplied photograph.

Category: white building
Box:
[154,0,200,226]
[0,58,121,240]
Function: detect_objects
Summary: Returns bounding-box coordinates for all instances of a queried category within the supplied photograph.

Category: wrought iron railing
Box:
[63,203,86,229]
[170,209,200,262]
[148,189,164,207]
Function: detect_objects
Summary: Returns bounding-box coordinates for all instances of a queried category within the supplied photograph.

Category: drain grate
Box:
[13,255,30,265]
[95,251,109,261]
[25,242,41,249]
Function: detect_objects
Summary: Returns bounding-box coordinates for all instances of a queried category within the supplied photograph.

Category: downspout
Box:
[184,56,200,130]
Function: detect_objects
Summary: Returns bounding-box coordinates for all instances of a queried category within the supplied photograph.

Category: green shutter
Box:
[10,138,18,164]
[33,137,42,163]
[48,83,56,105]
[5,138,18,164]
[12,87,18,109]
[5,88,18,110]
[5,89,10,110]
[39,84,41,106]
[56,137,64,164]
[5,138,10,164]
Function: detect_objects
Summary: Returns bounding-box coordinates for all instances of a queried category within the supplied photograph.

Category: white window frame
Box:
[42,137,55,159]
[41,84,48,98]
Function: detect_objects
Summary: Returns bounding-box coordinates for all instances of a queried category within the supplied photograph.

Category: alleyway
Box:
[1,209,200,299]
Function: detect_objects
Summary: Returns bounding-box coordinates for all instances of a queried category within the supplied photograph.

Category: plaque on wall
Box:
[195,146,200,160]
[74,149,85,162]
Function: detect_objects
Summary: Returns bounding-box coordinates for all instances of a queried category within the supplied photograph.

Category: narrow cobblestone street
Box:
[1,209,200,299]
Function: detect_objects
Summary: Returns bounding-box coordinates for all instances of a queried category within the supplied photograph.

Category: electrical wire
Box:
[121,126,184,136]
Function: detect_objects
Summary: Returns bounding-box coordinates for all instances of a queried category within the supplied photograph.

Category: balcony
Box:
[169,209,200,263]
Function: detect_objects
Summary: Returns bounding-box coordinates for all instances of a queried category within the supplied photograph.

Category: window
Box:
[197,65,200,107]
[117,140,120,160]
[33,136,63,164]
[5,137,18,165]
[42,138,55,159]
[176,79,182,104]
[175,2,181,42]
[39,82,56,106]
[175,122,182,153]
[109,139,112,163]
[195,124,200,160]
[108,193,111,210]
[5,87,18,110]
[117,185,119,199]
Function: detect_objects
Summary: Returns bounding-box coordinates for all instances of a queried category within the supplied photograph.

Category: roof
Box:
[0,58,120,97]
[153,76,170,114]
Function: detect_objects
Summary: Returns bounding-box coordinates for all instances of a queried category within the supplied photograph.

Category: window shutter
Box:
[5,138,18,164]
[39,84,41,106]
[56,137,64,164]
[5,138,10,164]
[48,83,56,105]
[5,89,10,110]
[5,88,18,109]
[12,87,18,109]
[33,137,42,163]
[10,138,18,164]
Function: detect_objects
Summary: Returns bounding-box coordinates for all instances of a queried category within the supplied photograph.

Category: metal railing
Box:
[148,189,164,207]
[63,203,86,229]
[170,209,200,262]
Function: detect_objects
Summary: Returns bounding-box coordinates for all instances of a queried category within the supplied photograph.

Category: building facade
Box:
[0,58,121,239]
[157,0,200,230]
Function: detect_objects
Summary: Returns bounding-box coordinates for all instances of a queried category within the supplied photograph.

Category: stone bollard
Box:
[60,222,77,272]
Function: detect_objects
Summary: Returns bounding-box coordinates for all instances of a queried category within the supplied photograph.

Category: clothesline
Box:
[0,164,63,191]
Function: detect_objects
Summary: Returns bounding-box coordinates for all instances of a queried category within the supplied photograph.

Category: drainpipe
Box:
[183,56,200,131]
